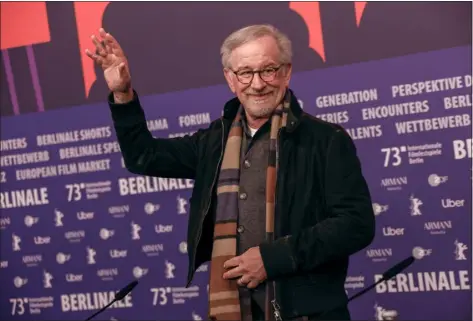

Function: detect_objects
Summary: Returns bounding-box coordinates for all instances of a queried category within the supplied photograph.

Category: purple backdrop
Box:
[0,2,472,321]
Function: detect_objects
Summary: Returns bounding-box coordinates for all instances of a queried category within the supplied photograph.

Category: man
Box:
[86,24,375,321]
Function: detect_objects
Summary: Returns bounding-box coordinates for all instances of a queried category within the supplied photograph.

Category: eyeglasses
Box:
[231,64,286,84]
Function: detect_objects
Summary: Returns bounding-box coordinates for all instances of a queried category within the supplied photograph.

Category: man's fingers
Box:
[91,34,107,57]
[85,49,103,66]
[236,276,260,288]
[237,276,250,286]
[118,62,128,77]
[85,48,95,59]
[98,28,107,39]
[223,256,241,269]
[246,280,259,289]
[95,55,104,65]
[85,49,102,64]
[98,28,125,58]
[223,265,244,280]
[104,32,123,55]
[105,41,113,55]
[98,28,113,55]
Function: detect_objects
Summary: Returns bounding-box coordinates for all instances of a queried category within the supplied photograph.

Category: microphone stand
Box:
[85,299,117,321]
[310,256,416,320]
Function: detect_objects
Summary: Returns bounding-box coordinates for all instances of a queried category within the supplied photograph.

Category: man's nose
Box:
[250,73,265,90]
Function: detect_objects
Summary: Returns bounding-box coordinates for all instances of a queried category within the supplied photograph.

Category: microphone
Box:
[115,280,139,300]
[84,280,138,321]
[317,256,415,319]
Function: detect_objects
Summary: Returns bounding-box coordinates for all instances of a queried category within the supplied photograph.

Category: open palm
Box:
[86,28,131,93]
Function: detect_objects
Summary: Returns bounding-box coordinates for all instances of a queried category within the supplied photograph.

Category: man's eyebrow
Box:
[234,65,251,71]
[235,63,278,71]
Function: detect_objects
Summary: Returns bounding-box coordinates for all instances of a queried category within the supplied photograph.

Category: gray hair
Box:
[220,24,292,69]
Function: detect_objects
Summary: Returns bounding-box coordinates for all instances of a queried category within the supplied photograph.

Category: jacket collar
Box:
[222,88,303,133]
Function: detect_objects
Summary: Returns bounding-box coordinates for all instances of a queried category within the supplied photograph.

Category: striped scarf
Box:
[208,92,290,321]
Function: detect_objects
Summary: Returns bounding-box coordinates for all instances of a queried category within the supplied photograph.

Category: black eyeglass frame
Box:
[230,63,290,84]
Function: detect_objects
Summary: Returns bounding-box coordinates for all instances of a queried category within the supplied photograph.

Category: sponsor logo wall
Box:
[0,29,471,321]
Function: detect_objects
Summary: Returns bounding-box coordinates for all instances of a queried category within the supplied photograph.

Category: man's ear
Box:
[223,68,236,93]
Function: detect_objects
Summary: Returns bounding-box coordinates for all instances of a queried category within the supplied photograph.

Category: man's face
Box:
[224,35,292,120]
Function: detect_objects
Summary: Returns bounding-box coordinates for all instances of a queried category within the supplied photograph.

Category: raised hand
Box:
[85,28,133,101]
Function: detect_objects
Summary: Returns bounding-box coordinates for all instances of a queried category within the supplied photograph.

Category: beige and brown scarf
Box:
[208,92,290,321]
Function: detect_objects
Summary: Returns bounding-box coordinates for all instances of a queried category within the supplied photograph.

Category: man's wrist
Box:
[259,237,297,280]
[113,88,134,104]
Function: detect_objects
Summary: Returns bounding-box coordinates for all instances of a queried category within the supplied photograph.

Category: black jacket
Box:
[108,89,375,319]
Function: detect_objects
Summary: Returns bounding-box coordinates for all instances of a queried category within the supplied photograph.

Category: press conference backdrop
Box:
[0,2,472,320]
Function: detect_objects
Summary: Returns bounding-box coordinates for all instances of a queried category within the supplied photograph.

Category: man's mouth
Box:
[251,92,271,98]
